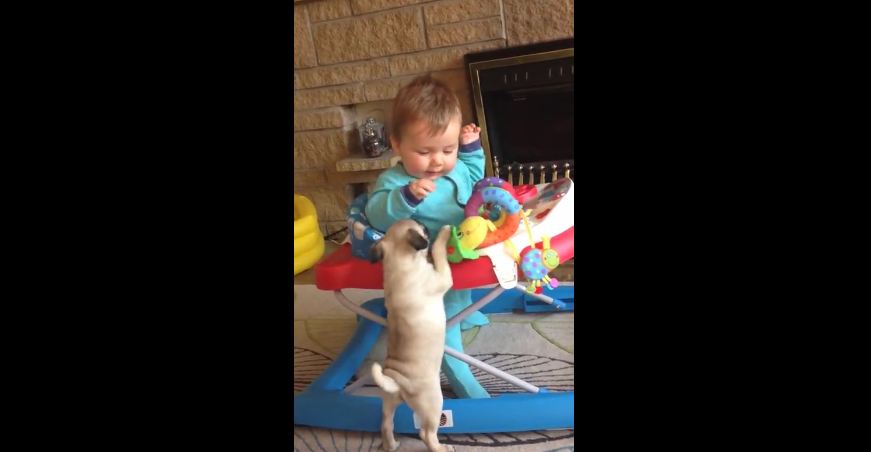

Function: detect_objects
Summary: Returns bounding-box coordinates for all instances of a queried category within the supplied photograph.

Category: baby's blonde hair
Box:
[391,75,461,142]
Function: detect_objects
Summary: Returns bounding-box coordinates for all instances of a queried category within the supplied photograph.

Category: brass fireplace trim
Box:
[468,48,574,177]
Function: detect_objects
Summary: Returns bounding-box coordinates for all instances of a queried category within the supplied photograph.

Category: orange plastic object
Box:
[315,226,573,291]
[476,212,521,249]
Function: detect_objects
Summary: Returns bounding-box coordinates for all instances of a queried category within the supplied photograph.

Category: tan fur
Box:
[370,220,454,452]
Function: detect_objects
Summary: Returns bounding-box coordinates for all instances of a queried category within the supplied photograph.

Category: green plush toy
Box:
[446,226,481,263]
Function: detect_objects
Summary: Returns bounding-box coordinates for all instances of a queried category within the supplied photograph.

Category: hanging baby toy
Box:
[517,234,560,294]
[505,210,561,294]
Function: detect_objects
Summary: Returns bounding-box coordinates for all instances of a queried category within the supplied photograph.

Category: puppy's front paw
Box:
[436,225,451,242]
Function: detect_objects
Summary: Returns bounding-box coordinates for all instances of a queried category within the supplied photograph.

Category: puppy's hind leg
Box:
[410,389,453,452]
[379,392,402,452]
[419,413,454,452]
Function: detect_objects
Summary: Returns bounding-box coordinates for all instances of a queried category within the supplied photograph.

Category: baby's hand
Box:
[408,178,435,200]
[460,123,481,145]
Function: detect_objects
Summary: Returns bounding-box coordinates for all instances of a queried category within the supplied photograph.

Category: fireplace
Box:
[465,39,574,185]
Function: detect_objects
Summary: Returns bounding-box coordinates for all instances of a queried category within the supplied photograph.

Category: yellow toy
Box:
[294,194,325,275]
[456,216,495,250]
[446,216,496,263]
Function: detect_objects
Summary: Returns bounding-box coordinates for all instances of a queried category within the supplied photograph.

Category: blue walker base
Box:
[293,286,574,433]
[294,388,574,434]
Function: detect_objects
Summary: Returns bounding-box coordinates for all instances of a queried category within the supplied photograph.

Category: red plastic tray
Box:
[315,227,573,290]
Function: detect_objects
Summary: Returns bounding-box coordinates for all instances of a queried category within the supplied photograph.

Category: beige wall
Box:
[293,0,574,235]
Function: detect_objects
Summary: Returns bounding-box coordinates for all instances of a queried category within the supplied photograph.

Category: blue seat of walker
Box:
[347,193,385,260]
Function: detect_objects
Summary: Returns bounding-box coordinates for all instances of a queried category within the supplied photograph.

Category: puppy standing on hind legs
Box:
[369,220,455,452]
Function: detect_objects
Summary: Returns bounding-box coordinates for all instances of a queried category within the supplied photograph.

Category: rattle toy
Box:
[464,186,521,248]
[518,235,560,293]
[447,177,523,263]
[472,176,515,195]
[504,210,561,294]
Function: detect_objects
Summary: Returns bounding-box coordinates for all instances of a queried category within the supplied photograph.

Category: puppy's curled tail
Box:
[371,362,401,394]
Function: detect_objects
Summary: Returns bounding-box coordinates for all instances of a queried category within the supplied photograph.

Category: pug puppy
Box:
[369,220,453,452]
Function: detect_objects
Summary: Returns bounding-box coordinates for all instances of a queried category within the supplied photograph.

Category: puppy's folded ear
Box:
[407,229,429,251]
[369,242,384,263]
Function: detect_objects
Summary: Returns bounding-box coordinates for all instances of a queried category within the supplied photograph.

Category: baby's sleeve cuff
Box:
[400,185,423,207]
[459,138,482,153]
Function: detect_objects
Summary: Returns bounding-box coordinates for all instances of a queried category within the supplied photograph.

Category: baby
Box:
[365,75,490,399]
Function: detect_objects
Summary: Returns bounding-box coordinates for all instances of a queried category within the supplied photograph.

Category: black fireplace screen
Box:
[466,39,574,184]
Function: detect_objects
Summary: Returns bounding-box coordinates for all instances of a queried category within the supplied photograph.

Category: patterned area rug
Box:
[293,284,574,451]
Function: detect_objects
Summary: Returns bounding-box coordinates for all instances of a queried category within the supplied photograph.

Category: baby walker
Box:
[294,177,575,433]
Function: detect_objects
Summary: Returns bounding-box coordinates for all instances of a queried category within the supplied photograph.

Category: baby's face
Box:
[391,117,461,180]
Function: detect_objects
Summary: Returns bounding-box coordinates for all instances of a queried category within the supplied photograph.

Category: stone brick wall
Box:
[293,0,574,235]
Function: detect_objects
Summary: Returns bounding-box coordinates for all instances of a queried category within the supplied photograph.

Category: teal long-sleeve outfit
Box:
[364,139,490,398]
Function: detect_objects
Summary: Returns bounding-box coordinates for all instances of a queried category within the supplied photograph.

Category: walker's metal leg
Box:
[445,286,505,329]
[334,291,386,326]
[444,346,540,393]
[513,283,554,303]
[344,374,372,394]
[513,283,567,309]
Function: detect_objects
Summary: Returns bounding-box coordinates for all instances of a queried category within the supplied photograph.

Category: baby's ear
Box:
[406,229,429,251]
[369,242,384,263]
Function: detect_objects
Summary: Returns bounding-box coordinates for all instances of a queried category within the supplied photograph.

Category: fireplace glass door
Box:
[466,39,574,184]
